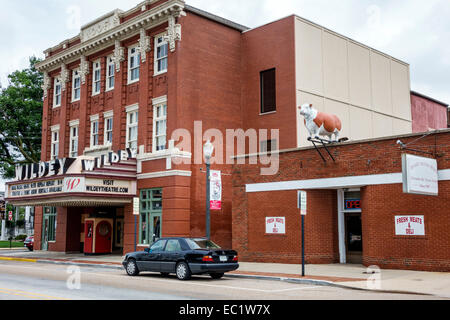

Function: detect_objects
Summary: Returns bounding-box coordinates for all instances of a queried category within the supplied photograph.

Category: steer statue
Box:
[299,103,342,142]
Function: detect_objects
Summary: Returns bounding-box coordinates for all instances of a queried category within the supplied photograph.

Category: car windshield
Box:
[186,239,221,250]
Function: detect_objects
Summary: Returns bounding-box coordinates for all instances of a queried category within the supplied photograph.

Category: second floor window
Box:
[154,34,168,75]
[90,117,99,147]
[153,103,167,152]
[104,116,113,145]
[126,109,139,150]
[69,125,79,158]
[106,56,115,91]
[51,129,59,160]
[72,70,81,102]
[128,46,140,83]
[53,78,61,107]
[92,60,101,95]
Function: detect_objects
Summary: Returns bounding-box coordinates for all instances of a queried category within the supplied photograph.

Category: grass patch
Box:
[0,241,24,248]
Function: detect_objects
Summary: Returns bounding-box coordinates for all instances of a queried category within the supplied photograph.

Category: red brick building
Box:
[4,0,448,272]
[411,91,448,133]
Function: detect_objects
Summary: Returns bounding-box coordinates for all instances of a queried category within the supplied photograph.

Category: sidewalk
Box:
[0,250,449,298]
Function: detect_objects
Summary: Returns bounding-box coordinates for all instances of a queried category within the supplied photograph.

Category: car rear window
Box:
[186,239,221,250]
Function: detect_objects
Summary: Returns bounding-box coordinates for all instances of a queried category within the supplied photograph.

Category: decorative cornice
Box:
[164,13,184,52]
[42,72,51,98]
[113,40,125,73]
[80,56,90,84]
[60,64,69,91]
[138,28,151,62]
[35,0,186,73]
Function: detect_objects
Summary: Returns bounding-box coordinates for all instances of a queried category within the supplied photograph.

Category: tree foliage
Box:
[0,57,43,179]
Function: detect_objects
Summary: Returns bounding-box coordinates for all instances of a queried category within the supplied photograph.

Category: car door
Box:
[139,240,167,272]
[160,239,183,273]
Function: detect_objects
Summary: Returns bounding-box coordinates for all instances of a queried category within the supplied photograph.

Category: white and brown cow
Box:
[299,103,342,142]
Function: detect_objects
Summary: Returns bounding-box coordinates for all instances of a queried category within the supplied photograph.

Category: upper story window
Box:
[128,45,140,84]
[69,121,79,158]
[53,78,62,108]
[50,126,59,160]
[104,111,113,146]
[90,115,99,147]
[92,60,101,95]
[72,69,81,102]
[260,68,276,114]
[106,56,115,91]
[152,97,167,153]
[126,105,139,151]
[154,34,168,75]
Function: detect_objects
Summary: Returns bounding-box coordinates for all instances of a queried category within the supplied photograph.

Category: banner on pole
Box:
[210,170,222,210]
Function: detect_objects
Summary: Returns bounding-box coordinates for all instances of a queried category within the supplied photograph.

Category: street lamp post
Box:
[203,140,214,240]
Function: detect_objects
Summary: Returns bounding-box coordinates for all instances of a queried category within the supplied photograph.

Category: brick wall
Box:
[233,131,450,271]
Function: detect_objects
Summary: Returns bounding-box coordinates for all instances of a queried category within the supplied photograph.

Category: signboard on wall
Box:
[395,216,425,236]
[402,154,438,196]
[210,170,222,210]
[266,217,286,234]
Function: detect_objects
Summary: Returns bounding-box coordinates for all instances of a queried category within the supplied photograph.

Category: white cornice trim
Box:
[246,169,450,193]
[152,95,168,105]
[137,170,192,180]
[69,119,80,127]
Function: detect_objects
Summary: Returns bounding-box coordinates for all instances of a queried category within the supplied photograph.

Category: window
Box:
[165,239,182,252]
[260,139,277,153]
[153,102,167,152]
[69,123,79,157]
[92,60,101,95]
[154,34,168,75]
[106,56,115,91]
[150,240,166,252]
[260,68,276,114]
[43,207,57,242]
[53,78,62,107]
[104,114,113,146]
[128,45,140,83]
[90,115,99,147]
[140,189,163,245]
[72,69,81,102]
[51,128,59,160]
[126,107,139,150]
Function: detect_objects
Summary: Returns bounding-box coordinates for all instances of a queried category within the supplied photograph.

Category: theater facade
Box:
[5,0,449,271]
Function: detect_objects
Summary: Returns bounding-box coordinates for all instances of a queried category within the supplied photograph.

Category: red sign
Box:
[8,211,13,221]
[345,199,361,210]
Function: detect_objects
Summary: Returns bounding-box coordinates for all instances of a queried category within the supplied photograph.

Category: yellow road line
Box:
[0,287,70,300]
[0,257,37,263]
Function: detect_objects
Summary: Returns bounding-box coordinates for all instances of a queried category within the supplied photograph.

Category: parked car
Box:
[123,238,239,280]
[24,236,34,251]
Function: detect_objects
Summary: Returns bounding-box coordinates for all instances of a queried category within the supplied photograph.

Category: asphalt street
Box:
[0,260,445,300]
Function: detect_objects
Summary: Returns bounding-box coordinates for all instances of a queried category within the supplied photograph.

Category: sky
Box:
[0,0,449,190]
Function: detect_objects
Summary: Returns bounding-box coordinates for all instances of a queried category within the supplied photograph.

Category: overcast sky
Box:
[0,0,449,190]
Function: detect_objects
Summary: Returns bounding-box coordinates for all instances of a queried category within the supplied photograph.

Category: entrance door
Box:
[150,214,162,243]
[95,221,112,254]
[345,213,363,264]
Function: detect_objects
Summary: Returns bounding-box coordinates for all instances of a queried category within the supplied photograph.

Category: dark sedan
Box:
[122,238,239,280]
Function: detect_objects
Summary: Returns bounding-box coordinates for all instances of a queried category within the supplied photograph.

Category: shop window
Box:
[344,190,361,211]
[260,68,276,114]
[140,188,163,245]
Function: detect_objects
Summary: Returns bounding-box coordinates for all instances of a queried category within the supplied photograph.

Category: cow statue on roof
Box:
[299,103,342,142]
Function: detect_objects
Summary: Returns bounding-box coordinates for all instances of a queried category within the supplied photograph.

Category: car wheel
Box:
[210,273,224,280]
[126,259,140,276]
[27,247,33,252]
[176,262,191,281]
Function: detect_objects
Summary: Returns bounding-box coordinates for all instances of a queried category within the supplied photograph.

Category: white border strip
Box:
[137,170,192,180]
[246,169,450,193]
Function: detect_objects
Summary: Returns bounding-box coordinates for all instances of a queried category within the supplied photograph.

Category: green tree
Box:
[0,57,43,179]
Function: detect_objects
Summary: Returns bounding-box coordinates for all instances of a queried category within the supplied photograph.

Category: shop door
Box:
[95,221,112,254]
[150,214,162,243]
[84,221,94,253]
[345,213,363,264]
[42,216,49,251]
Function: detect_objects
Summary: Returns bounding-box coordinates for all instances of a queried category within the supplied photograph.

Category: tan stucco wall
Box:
[295,17,412,147]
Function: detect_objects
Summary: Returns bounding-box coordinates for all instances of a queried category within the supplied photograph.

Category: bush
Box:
[15,234,27,241]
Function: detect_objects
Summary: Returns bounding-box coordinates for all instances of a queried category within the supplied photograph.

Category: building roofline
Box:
[411,90,449,107]
[184,5,249,32]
